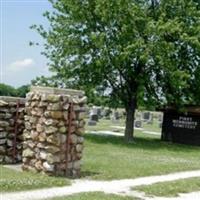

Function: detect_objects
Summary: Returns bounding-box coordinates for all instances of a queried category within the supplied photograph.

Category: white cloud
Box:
[9,58,35,71]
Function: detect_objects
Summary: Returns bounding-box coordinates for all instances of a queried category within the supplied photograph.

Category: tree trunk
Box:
[124,101,136,143]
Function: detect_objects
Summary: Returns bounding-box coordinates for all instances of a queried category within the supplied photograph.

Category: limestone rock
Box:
[47,103,62,111]
[0,146,6,154]
[23,131,31,139]
[43,162,54,172]
[36,124,44,133]
[63,103,69,110]
[70,134,78,144]
[28,141,36,149]
[30,117,38,124]
[45,126,58,134]
[40,151,47,160]
[44,119,55,126]
[30,131,38,140]
[76,144,83,152]
[46,153,60,164]
[0,139,6,145]
[0,100,8,106]
[32,93,41,101]
[38,132,46,142]
[45,145,60,153]
[0,121,9,127]
[35,160,43,170]
[47,135,60,146]
[0,132,7,139]
[23,148,35,158]
[73,160,81,169]
[37,142,45,149]
[59,126,67,134]
[47,94,61,103]
[50,111,63,119]
[77,136,84,144]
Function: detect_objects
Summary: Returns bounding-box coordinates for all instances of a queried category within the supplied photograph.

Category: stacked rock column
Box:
[0,97,25,164]
[22,86,87,177]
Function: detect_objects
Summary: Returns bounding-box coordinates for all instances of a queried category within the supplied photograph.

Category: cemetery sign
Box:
[161,106,200,146]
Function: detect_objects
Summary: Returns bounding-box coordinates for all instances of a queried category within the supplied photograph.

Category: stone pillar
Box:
[0,97,25,164]
[22,86,87,177]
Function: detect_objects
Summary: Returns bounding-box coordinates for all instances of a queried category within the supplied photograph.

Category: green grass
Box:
[82,131,200,180]
[85,119,125,132]
[2,119,200,193]
[142,121,161,132]
[134,177,200,197]
[85,118,161,133]
[48,192,140,200]
[0,166,70,192]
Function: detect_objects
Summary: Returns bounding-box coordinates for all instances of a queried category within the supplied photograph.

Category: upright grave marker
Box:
[89,106,98,122]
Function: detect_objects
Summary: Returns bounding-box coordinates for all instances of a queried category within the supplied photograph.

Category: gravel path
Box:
[2,170,200,200]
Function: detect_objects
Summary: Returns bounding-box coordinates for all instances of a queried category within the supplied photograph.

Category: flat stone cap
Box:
[0,96,25,104]
[30,86,85,96]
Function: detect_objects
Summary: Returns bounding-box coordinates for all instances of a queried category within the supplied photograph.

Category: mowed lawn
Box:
[82,131,200,180]
[1,119,200,192]
[47,192,140,200]
[0,166,70,192]
[134,177,200,197]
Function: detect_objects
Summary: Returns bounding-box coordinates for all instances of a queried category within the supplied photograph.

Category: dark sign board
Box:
[162,110,200,146]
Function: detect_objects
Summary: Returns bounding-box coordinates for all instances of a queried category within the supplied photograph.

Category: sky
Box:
[0,0,52,87]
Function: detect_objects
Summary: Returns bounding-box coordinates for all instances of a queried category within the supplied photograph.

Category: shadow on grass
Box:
[80,170,101,178]
[85,133,200,153]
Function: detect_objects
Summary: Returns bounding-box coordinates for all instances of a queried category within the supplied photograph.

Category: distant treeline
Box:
[0,83,30,98]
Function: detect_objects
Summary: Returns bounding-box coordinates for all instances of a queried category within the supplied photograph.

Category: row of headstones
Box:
[134,112,163,128]
[88,107,125,125]
[88,107,163,128]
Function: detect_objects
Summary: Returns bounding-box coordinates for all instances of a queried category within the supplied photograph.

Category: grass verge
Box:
[0,166,70,192]
[2,119,200,192]
[134,177,200,197]
[82,131,200,180]
[48,192,140,200]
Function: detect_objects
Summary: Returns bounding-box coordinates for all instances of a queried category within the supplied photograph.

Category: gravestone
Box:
[159,122,163,129]
[142,112,153,124]
[113,111,120,120]
[111,111,120,123]
[89,107,98,122]
[96,107,102,119]
[134,120,142,128]
[158,113,163,122]
[142,112,151,122]
[161,106,200,146]
[102,108,111,118]
[136,111,142,119]
[87,120,97,126]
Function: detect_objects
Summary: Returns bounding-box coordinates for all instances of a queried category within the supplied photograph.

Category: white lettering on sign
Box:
[172,117,198,129]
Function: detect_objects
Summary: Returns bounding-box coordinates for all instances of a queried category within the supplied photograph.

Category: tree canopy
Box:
[32,0,200,142]
[0,83,30,98]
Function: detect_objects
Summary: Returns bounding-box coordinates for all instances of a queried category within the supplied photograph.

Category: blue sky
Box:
[1,0,52,87]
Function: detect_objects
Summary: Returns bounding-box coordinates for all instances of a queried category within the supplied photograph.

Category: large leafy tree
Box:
[33,0,200,142]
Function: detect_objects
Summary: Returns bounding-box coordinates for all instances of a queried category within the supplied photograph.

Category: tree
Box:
[32,0,200,142]
[0,83,30,97]
[16,85,30,98]
[0,83,17,96]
